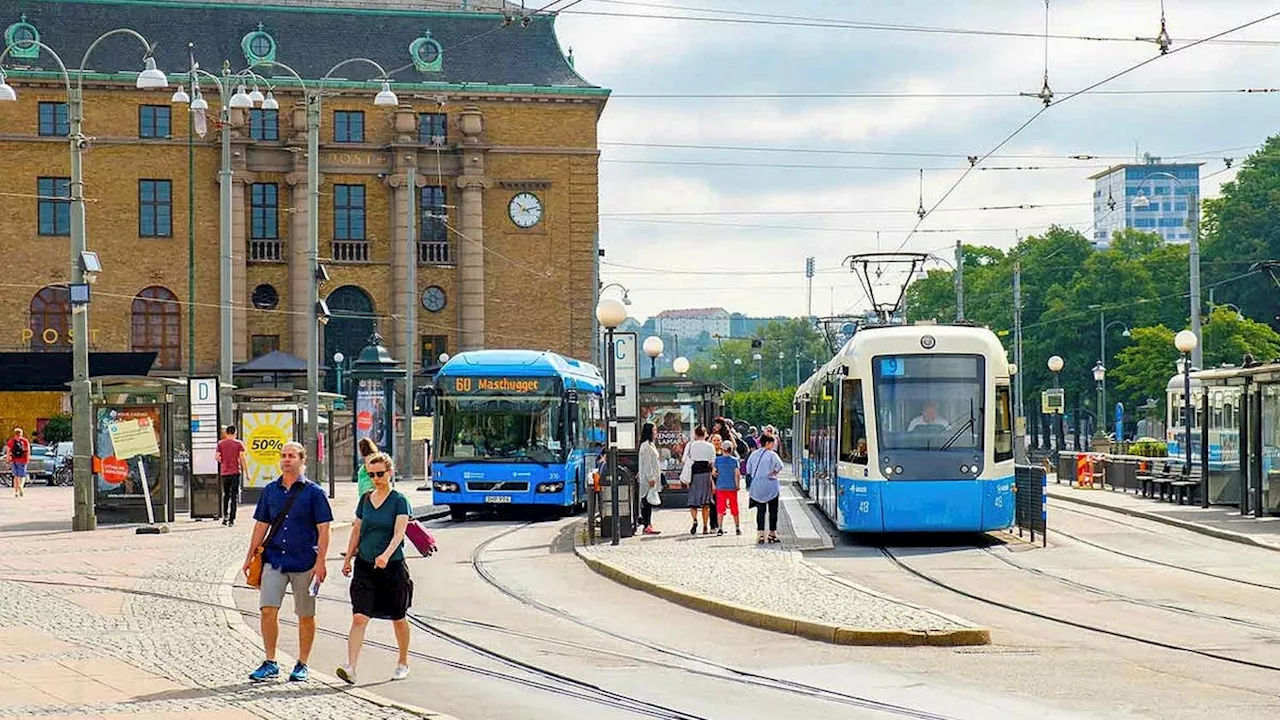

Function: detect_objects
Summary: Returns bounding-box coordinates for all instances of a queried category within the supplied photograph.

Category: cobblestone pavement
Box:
[0,484,448,719]
[581,484,980,632]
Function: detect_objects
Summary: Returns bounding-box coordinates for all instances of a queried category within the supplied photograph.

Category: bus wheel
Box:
[449,507,467,522]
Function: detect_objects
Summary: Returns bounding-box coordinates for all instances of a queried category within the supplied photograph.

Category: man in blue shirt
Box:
[242,441,333,682]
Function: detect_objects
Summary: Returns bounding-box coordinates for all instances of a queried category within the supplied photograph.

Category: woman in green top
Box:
[338,451,413,684]
[355,438,379,497]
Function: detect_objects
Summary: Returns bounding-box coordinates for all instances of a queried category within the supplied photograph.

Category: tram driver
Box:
[907,401,950,432]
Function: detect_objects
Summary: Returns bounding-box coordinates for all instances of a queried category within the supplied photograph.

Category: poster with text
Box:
[355,379,388,451]
[242,412,295,488]
[640,403,697,490]
[95,407,163,500]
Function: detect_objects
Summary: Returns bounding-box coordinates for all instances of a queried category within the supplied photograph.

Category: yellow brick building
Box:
[0,0,607,430]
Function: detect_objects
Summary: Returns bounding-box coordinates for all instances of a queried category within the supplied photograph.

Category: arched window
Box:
[131,286,180,370]
[29,285,70,352]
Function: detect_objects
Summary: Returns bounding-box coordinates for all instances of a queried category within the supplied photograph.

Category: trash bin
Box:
[599,469,635,539]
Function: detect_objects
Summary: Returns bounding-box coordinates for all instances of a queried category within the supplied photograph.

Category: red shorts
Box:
[715,489,739,517]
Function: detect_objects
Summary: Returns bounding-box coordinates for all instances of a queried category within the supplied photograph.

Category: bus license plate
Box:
[484,495,513,504]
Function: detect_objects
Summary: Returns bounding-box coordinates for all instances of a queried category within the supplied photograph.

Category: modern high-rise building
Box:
[1089,157,1201,247]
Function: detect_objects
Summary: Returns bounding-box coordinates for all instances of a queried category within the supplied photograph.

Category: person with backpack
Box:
[338,451,413,684]
[6,428,29,498]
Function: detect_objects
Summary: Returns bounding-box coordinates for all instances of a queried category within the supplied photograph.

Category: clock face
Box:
[508,192,543,228]
[421,286,446,312]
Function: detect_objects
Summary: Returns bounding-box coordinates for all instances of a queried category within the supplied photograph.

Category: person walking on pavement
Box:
[6,428,29,498]
[682,426,716,535]
[637,422,662,535]
[747,434,785,544]
[338,451,414,684]
[216,425,247,526]
[713,440,741,536]
[242,441,333,683]
[356,437,379,497]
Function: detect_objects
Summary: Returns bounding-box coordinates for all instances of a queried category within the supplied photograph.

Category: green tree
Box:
[41,413,72,444]
[1202,135,1280,327]
[724,389,794,431]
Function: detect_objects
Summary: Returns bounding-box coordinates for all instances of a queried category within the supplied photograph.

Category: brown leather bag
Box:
[245,486,301,588]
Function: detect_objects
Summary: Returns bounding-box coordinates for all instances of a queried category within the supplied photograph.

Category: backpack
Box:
[10,439,26,460]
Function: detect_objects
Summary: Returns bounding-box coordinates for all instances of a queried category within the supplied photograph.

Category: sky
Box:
[553,0,1280,322]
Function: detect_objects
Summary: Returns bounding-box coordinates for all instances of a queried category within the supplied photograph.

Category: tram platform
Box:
[0,483,452,720]
[576,475,991,647]
[1046,476,1280,551]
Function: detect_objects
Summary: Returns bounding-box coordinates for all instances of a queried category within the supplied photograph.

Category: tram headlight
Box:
[883,466,894,476]
[960,465,970,474]
[894,465,904,476]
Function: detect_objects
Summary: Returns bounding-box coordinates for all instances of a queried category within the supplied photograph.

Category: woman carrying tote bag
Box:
[637,422,662,535]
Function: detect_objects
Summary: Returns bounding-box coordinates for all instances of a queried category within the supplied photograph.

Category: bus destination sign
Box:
[450,377,558,395]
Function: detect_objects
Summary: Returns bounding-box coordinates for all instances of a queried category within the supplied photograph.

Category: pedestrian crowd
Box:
[636,417,785,544]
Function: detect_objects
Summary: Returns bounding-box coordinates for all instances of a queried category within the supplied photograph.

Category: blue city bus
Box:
[430,350,606,521]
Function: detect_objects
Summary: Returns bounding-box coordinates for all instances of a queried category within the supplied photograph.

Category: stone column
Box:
[285,170,310,358]
[456,105,488,351]
[384,151,419,364]
[230,170,254,364]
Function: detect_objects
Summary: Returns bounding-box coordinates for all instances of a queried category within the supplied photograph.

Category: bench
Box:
[1136,462,1201,504]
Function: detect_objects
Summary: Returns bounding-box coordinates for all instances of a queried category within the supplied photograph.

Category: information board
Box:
[613,333,638,451]
[188,378,219,476]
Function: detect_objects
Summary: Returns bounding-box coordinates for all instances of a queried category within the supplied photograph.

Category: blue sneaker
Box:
[289,661,309,682]
[249,660,279,682]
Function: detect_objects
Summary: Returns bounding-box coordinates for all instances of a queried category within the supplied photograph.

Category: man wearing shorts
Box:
[241,441,333,682]
[7,428,29,498]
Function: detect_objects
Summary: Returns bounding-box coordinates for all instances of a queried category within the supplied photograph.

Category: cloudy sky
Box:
[553,0,1280,321]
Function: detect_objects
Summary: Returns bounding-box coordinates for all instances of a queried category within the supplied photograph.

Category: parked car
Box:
[25,444,55,483]
[51,441,73,466]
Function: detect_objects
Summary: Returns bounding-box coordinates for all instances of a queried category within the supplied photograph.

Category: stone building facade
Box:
[0,0,607,402]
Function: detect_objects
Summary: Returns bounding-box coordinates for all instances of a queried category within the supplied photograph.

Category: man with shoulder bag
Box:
[241,441,333,683]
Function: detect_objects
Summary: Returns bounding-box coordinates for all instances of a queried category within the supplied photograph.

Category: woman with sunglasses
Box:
[338,452,413,684]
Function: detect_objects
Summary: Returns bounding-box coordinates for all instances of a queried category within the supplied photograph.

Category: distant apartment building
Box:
[653,308,731,339]
[1090,157,1201,247]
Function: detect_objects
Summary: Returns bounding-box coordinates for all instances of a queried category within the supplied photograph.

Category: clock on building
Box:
[421,285,446,312]
[508,192,543,228]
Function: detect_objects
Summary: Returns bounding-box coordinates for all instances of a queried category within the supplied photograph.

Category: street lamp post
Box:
[1092,361,1106,443]
[673,356,690,377]
[1,29,169,531]
[642,336,663,379]
[244,57,398,480]
[596,296,627,546]
[732,357,742,391]
[752,352,762,391]
[1089,305,1130,422]
[778,351,785,388]
[1048,355,1064,453]
[1174,329,1202,506]
[1132,172,1201,369]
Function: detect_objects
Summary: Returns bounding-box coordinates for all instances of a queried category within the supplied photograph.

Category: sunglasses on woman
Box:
[369,470,390,478]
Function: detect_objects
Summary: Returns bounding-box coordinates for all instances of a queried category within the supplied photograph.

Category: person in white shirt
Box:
[682,426,717,535]
[907,402,950,432]
[746,434,785,544]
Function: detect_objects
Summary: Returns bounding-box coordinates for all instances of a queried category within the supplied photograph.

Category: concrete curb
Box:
[574,545,989,647]
[219,558,458,719]
[1048,488,1280,552]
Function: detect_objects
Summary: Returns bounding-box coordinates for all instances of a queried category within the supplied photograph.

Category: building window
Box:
[138,180,173,237]
[250,183,278,239]
[418,113,447,145]
[249,109,279,141]
[251,334,279,358]
[334,111,364,143]
[37,177,71,236]
[419,186,450,263]
[38,102,68,136]
[131,286,180,370]
[333,184,365,240]
[251,283,279,310]
[29,286,70,352]
[139,105,171,138]
[420,335,447,367]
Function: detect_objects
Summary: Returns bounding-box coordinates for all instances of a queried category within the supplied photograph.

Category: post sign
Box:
[613,332,639,451]
[1041,388,1065,415]
[188,378,220,476]
[242,411,295,489]
[1114,402,1124,441]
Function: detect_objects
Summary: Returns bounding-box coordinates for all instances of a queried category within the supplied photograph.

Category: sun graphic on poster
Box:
[241,412,295,489]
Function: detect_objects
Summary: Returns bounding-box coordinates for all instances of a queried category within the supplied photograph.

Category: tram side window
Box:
[840,380,867,464]
[994,385,1013,462]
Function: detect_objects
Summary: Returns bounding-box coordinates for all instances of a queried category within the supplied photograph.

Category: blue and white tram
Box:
[793,324,1015,533]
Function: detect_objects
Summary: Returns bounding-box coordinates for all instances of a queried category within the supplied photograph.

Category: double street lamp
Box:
[0,29,169,531]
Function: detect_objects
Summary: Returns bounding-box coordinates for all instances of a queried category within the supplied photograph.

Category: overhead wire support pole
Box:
[1013,259,1025,462]
[954,240,965,321]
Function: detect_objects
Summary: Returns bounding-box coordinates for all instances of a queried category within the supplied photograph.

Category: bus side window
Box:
[840,380,867,464]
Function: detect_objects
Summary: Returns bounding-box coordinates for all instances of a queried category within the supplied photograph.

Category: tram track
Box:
[468,521,970,720]
[878,544,1280,676]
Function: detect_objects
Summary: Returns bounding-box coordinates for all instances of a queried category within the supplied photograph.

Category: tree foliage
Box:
[724,389,794,432]
[41,413,72,444]
[1202,135,1280,327]
[684,318,827,392]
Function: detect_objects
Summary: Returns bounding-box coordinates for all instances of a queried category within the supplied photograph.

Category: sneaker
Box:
[643,527,661,535]
[336,664,356,684]
[391,664,410,681]
[716,528,724,536]
[249,660,280,682]
[735,527,742,536]
[288,661,309,682]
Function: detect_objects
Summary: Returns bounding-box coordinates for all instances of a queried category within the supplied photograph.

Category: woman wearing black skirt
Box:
[337,452,413,683]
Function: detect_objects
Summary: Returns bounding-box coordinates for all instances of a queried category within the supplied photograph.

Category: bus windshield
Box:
[872,354,984,452]
[437,395,564,463]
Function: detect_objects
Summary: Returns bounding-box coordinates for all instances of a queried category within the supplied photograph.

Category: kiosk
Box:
[616,377,728,508]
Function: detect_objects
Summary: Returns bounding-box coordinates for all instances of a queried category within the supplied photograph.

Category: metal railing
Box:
[248,239,283,262]
[1014,464,1047,546]
[332,240,370,263]
[418,240,453,265]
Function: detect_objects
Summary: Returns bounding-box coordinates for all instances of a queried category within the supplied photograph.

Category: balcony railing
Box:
[248,239,283,262]
[332,240,370,263]
[418,240,453,265]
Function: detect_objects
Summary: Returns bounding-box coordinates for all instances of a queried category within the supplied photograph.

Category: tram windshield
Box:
[437,394,564,463]
[872,354,984,452]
